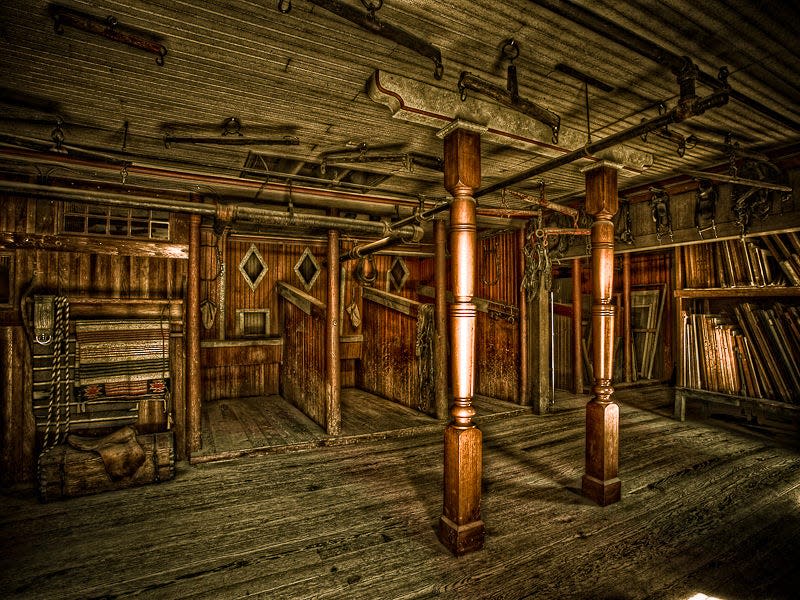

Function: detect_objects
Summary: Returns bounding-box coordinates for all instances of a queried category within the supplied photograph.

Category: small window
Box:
[236,309,270,337]
[294,248,321,291]
[388,256,410,292]
[239,244,268,291]
[62,202,170,240]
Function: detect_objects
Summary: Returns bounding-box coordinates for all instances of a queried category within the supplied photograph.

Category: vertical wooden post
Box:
[326,222,342,435]
[517,228,529,405]
[581,162,621,506]
[186,213,202,456]
[529,275,551,414]
[1,326,36,485]
[434,217,449,420]
[673,246,685,420]
[623,252,633,382]
[437,122,484,555]
[571,257,583,395]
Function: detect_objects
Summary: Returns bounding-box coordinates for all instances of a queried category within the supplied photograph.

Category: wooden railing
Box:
[277,282,328,428]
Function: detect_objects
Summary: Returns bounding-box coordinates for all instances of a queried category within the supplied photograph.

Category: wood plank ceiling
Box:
[0,0,798,219]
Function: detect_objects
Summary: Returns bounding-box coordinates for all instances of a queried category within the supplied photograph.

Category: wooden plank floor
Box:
[193,388,529,463]
[2,385,799,599]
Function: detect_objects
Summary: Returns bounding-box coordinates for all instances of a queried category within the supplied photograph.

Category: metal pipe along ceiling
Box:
[527,0,800,132]
[0,181,423,239]
[475,84,730,198]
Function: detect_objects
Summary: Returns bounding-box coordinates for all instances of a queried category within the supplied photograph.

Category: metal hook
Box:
[434,59,444,80]
[361,0,383,19]
[502,39,520,63]
[51,118,65,151]
[222,117,242,136]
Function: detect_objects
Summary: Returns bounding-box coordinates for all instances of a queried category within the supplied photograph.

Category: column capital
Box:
[580,159,624,174]
[442,126,482,197]
[584,161,619,219]
[435,118,488,139]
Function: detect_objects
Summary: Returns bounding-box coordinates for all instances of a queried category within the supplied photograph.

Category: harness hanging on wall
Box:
[615,199,635,246]
[649,187,673,243]
[694,178,718,239]
[731,159,787,234]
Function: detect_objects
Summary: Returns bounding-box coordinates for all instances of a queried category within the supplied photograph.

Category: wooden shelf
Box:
[674,386,800,422]
[675,286,800,299]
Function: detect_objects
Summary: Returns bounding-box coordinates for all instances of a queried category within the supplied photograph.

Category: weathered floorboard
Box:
[1,386,798,599]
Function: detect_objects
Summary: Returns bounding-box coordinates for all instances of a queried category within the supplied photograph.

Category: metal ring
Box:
[502,39,520,62]
[277,0,292,14]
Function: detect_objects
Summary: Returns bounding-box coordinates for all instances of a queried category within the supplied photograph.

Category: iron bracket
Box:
[49,4,167,66]
[459,39,560,143]
[164,118,300,148]
[277,0,443,80]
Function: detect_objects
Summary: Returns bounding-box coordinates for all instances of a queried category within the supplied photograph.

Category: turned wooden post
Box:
[571,257,583,395]
[326,222,342,435]
[186,213,202,456]
[581,162,621,506]
[623,252,633,382]
[437,122,485,555]
[434,217,449,420]
[517,228,529,405]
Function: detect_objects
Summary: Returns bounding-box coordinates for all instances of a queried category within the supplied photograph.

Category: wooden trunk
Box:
[38,431,175,501]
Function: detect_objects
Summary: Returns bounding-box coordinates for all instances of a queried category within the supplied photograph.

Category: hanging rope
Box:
[41,296,71,455]
[415,304,435,414]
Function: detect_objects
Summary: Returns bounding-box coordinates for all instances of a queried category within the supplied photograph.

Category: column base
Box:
[438,515,485,556]
[581,474,621,506]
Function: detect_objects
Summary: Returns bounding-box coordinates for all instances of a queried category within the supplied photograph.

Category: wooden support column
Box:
[437,121,484,555]
[434,217,449,420]
[186,213,202,456]
[581,161,621,506]
[528,274,551,414]
[622,252,633,382]
[571,257,583,394]
[326,222,342,435]
[517,228,529,405]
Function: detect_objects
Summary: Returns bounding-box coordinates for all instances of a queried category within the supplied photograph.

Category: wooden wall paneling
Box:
[1,326,36,484]
[359,289,433,413]
[475,314,518,403]
[474,231,520,404]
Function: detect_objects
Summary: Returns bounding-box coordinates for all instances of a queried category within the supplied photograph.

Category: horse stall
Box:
[359,286,435,416]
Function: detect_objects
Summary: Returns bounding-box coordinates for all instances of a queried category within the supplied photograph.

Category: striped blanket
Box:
[75,320,170,408]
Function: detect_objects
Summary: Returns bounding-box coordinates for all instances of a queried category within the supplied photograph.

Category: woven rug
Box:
[73,320,170,424]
